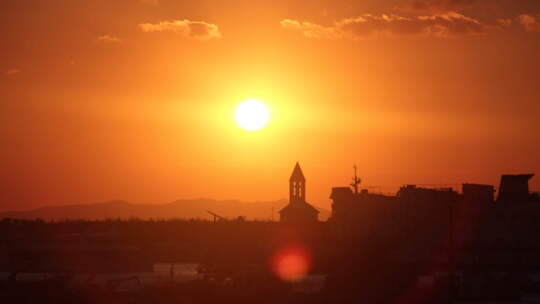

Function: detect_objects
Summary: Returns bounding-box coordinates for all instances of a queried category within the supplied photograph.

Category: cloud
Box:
[281,12,485,39]
[496,18,513,28]
[518,14,540,32]
[139,19,222,40]
[96,35,123,43]
[5,69,21,76]
[280,19,339,39]
[397,0,498,13]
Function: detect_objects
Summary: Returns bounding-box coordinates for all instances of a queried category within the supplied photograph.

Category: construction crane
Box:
[207,210,225,223]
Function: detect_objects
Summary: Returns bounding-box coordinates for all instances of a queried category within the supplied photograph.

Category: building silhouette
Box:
[279,162,319,223]
[497,174,535,202]
[462,183,495,203]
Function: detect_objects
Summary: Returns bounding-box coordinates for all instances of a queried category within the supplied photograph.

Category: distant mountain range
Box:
[0,199,330,221]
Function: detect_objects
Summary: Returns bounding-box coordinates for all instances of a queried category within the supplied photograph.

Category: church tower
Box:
[289,162,306,203]
[280,162,319,223]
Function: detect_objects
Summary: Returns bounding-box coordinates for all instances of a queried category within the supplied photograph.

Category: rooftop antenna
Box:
[351,164,361,195]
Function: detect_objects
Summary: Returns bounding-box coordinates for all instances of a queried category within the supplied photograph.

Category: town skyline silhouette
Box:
[2,0,540,303]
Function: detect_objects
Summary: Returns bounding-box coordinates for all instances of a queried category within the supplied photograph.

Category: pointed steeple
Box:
[280,162,319,223]
[289,162,306,203]
[289,162,306,182]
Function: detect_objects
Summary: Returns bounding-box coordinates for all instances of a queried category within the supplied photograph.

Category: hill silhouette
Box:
[0,199,330,221]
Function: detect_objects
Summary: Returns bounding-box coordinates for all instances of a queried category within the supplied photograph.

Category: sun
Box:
[235,99,270,131]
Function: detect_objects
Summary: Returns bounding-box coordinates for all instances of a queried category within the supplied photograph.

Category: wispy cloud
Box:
[280,19,339,39]
[96,35,123,43]
[282,12,486,40]
[5,69,21,76]
[396,0,500,13]
[496,18,513,28]
[139,19,222,40]
[518,14,540,32]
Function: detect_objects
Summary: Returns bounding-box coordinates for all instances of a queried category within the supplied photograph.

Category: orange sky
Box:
[1,0,540,211]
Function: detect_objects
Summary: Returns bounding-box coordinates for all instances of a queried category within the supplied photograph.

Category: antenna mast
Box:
[351,164,361,194]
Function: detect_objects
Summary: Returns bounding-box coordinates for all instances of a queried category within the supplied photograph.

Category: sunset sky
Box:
[1,0,540,211]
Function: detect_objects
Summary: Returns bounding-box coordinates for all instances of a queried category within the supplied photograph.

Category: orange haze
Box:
[1,0,540,211]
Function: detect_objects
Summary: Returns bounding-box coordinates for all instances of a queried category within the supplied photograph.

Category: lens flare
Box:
[271,244,312,283]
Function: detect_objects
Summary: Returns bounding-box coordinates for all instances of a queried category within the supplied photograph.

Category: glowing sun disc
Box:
[235,99,269,131]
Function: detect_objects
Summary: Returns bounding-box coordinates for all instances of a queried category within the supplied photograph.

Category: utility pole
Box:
[351,164,361,194]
